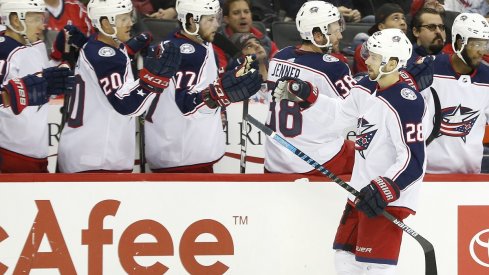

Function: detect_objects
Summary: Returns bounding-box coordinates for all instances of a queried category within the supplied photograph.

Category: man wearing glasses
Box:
[421,13,489,174]
[409,7,447,63]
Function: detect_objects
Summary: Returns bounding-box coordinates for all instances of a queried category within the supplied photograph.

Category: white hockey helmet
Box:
[87,0,133,38]
[0,0,45,33]
[295,1,343,48]
[176,0,221,35]
[363,28,412,80]
[451,13,489,64]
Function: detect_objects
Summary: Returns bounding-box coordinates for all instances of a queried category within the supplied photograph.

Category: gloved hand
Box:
[202,56,262,108]
[355,176,400,218]
[272,76,318,109]
[403,55,435,91]
[125,32,153,56]
[139,41,182,93]
[51,25,87,61]
[4,74,48,114]
[42,65,75,95]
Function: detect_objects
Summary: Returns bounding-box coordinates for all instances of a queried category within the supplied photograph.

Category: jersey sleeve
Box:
[83,45,155,116]
[381,91,426,190]
[171,48,218,117]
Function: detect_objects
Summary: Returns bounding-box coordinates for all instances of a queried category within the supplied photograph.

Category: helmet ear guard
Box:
[175,0,221,35]
[295,1,343,49]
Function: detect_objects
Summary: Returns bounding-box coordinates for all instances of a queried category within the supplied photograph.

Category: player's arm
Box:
[92,42,181,116]
[174,55,262,117]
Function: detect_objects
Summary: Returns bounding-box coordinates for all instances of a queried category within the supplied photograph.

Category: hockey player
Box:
[264,1,356,175]
[0,0,75,173]
[57,0,181,173]
[143,0,263,173]
[421,12,489,173]
[274,28,427,274]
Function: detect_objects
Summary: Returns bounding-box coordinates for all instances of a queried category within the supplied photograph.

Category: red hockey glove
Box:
[202,56,262,108]
[4,74,48,115]
[272,76,318,109]
[139,41,182,93]
[355,176,400,218]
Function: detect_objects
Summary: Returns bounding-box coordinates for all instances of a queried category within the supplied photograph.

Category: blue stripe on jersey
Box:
[0,35,24,87]
[82,35,151,116]
[168,33,210,115]
[378,82,425,190]
[270,46,353,97]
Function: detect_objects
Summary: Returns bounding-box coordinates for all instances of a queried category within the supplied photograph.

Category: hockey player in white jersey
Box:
[0,0,75,173]
[264,1,356,175]
[144,0,263,173]
[274,29,427,275]
[421,12,489,174]
[57,0,181,173]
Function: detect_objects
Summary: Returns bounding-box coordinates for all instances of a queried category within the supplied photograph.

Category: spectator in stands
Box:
[280,0,361,23]
[146,0,177,19]
[352,3,407,74]
[444,0,489,15]
[214,0,277,69]
[409,7,446,63]
[229,32,268,79]
[45,0,93,35]
[352,0,411,21]
[409,0,458,55]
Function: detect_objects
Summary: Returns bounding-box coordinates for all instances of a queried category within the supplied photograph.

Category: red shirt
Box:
[46,0,93,36]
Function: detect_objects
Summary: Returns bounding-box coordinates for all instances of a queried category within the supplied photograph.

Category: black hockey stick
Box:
[240,100,249,173]
[138,114,146,173]
[426,87,441,146]
[246,114,437,275]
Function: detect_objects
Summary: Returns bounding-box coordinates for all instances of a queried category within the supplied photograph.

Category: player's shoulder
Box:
[432,53,452,74]
[82,36,127,68]
[272,46,297,60]
[0,35,24,60]
[379,82,424,115]
[473,63,489,84]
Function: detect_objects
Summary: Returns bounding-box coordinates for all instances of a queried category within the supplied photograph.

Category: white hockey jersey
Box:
[311,78,427,212]
[144,33,225,169]
[421,54,489,174]
[0,37,50,158]
[57,35,156,173]
[265,46,356,173]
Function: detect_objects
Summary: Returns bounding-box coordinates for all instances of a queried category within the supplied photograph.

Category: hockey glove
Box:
[272,77,318,109]
[139,41,182,94]
[42,66,75,95]
[51,25,87,61]
[4,74,48,115]
[202,59,262,109]
[125,32,153,57]
[403,55,435,91]
[355,176,400,218]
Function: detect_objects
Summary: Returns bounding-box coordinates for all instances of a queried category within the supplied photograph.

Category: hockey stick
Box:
[138,114,146,173]
[246,114,438,275]
[426,87,441,146]
[240,100,249,173]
